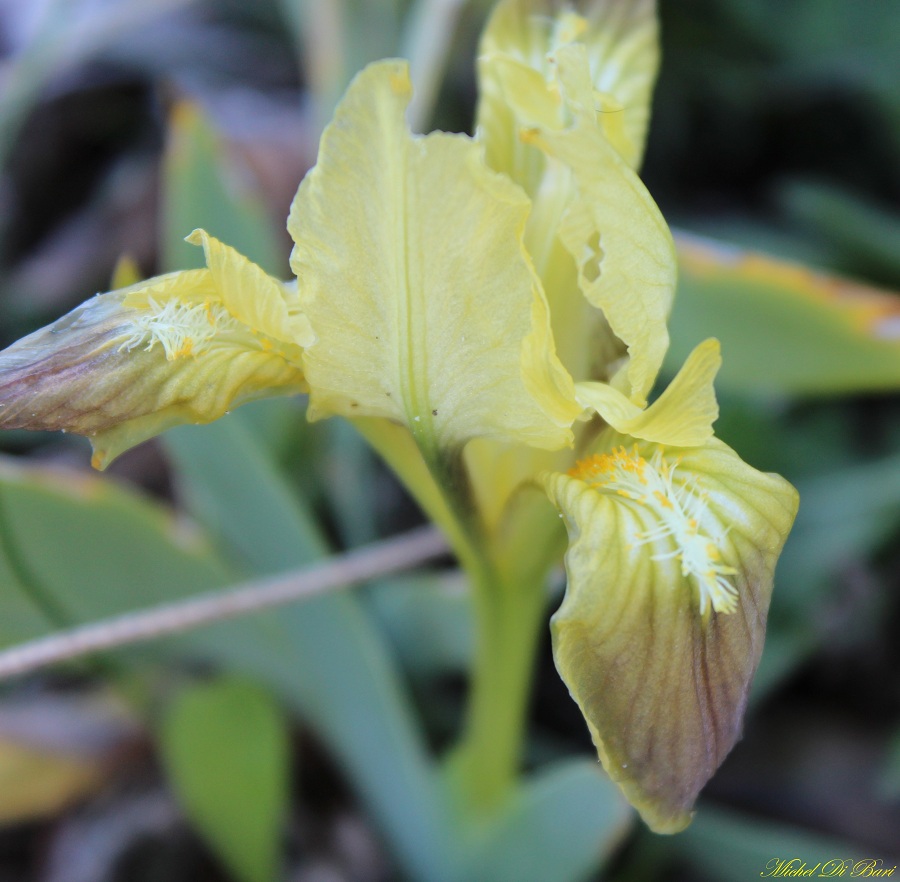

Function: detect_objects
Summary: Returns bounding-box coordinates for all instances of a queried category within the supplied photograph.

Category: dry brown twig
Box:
[0,526,449,680]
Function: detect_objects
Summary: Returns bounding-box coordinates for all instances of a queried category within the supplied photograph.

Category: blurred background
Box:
[0,0,898,880]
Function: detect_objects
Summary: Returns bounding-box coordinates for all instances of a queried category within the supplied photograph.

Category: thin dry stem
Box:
[0,526,448,680]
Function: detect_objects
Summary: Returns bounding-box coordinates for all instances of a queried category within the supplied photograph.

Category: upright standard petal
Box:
[543,436,798,832]
[477,0,660,182]
[0,236,308,468]
[523,44,676,405]
[288,60,578,454]
[474,1,665,389]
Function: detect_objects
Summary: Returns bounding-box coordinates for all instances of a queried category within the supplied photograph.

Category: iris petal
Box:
[0,236,307,468]
[576,339,722,446]
[288,60,579,453]
[543,435,798,832]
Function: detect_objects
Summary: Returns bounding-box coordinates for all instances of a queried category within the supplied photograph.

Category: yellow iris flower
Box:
[0,0,797,833]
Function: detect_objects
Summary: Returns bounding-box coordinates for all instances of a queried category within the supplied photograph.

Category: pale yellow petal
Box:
[523,291,582,430]
[477,53,562,199]
[0,275,307,469]
[543,436,798,832]
[523,46,676,404]
[186,229,314,347]
[576,339,721,446]
[121,268,218,309]
[477,0,660,172]
[288,60,576,452]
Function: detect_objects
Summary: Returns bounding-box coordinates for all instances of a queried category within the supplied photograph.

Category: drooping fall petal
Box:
[543,436,798,832]
[0,234,308,469]
[288,60,579,454]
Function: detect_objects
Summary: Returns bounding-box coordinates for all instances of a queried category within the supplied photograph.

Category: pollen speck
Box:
[389,70,410,95]
[173,338,194,358]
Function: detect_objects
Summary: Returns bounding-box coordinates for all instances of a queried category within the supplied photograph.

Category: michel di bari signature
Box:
[762,859,897,878]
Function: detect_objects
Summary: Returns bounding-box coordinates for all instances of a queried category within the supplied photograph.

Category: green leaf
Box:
[0,503,60,648]
[754,450,900,702]
[464,760,632,882]
[877,729,900,801]
[668,232,900,395]
[0,442,456,881]
[165,410,326,574]
[161,101,283,276]
[364,573,473,678]
[671,806,869,881]
[319,419,381,547]
[778,179,900,284]
[160,677,289,882]
[163,416,460,882]
[780,451,900,609]
[0,457,231,648]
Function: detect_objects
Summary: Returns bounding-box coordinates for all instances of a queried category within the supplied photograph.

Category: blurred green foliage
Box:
[160,677,290,882]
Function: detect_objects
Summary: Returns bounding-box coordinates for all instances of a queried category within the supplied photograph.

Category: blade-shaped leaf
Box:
[161,101,283,276]
[164,410,325,573]
[669,232,900,395]
[160,677,289,882]
[0,457,232,638]
[670,806,870,881]
[778,179,900,283]
[163,415,460,882]
[463,759,632,882]
[364,572,472,678]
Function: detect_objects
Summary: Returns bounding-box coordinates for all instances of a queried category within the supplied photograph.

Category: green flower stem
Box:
[452,559,547,812]
[420,449,548,814]
[355,418,550,812]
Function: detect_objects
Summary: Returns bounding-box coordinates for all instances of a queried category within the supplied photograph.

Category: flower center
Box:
[570,446,738,615]
[120,297,239,360]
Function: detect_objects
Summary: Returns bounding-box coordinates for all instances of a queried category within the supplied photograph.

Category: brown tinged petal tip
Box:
[0,279,306,469]
[543,435,798,832]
